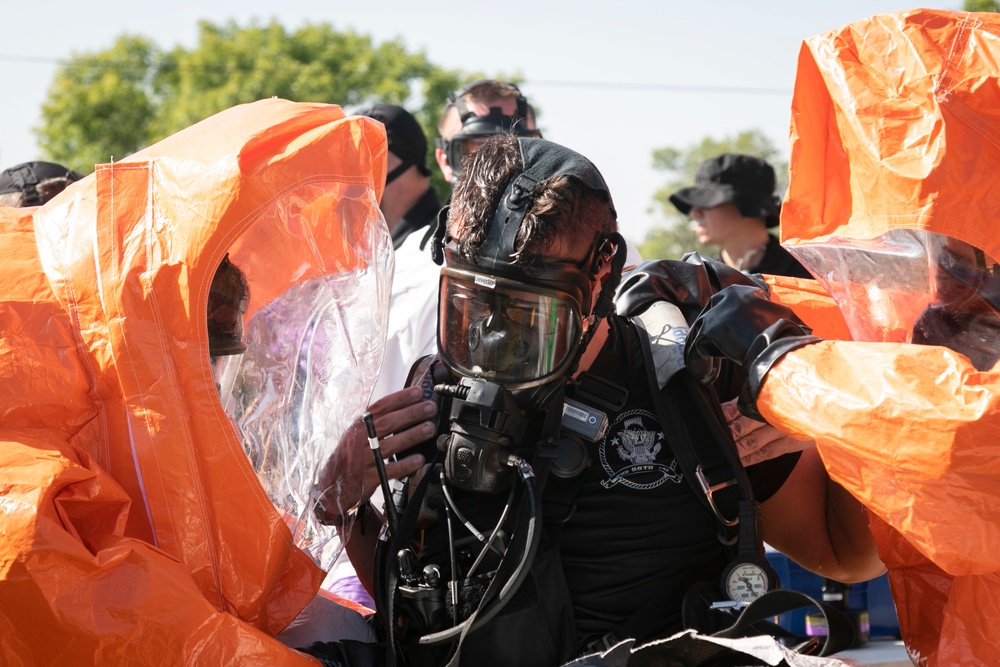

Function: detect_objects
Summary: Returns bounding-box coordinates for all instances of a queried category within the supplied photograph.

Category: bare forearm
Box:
[338,505,383,596]
[762,449,884,583]
[825,480,885,583]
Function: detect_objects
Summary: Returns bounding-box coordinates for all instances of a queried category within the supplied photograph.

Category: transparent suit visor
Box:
[214,180,392,569]
[788,229,1000,370]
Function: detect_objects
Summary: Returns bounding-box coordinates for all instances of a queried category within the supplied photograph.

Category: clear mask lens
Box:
[438,268,582,388]
[447,129,542,174]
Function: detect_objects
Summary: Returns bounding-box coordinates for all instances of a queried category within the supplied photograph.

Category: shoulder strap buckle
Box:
[694,464,740,529]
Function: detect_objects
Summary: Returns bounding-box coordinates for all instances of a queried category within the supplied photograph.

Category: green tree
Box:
[639,130,786,261]
[35,20,508,184]
[38,35,164,170]
[964,0,1000,11]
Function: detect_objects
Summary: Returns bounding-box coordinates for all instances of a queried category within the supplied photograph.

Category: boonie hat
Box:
[669,153,781,227]
[358,104,432,179]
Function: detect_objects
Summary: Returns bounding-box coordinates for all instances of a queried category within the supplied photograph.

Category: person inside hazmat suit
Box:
[684,9,1000,667]
[0,98,393,664]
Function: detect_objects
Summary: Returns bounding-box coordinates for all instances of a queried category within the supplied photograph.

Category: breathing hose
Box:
[417,453,541,645]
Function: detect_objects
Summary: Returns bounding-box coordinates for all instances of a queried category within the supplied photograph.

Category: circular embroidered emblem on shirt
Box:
[599,408,682,490]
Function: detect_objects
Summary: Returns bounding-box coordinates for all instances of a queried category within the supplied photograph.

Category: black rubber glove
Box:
[684,284,820,421]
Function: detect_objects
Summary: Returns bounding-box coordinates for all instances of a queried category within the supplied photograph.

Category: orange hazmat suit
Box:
[759,9,1000,666]
[0,98,390,664]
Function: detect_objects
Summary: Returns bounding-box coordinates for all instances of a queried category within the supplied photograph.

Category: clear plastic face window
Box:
[919,236,1000,369]
[209,179,392,569]
[936,241,1000,294]
[788,230,1000,370]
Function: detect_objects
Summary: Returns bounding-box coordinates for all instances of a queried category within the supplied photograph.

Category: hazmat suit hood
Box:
[782,9,1000,347]
[0,98,390,663]
[762,10,1000,666]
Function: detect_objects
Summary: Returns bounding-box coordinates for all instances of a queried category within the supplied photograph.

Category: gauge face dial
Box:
[724,562,770,603]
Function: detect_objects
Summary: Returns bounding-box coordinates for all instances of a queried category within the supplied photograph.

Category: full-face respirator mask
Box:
[915,236,1000,370]
[426,137,627,494]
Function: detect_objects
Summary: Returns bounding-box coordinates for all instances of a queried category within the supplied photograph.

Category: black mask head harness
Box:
[435,80,542,176]
[433,137,627,398]
[0,161,82,207]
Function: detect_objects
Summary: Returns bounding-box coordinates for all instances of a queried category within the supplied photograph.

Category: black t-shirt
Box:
[556,316,798,644]
[403,313,799,650]
[745,235,812,279]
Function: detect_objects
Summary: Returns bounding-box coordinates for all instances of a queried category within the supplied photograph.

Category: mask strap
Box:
[447,79,528,126]
[564,232,627,379]
[384,160,411,186]
[514,94,529,120]
[453,96,476,125]
[430,205,451,266]
[592,232,628,321]
[480,172,538,270]
[8,164,42,207]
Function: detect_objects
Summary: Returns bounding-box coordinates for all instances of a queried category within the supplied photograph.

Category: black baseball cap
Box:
[358,104,431,179]
[0,161,82,207]
[669,153,781,227]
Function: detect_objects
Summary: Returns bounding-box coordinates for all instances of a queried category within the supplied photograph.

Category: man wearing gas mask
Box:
[434,79,541,184]
[319,134,881,666]
[681,10,1000,665]
[374,80,643,407]
[369,82,543,406]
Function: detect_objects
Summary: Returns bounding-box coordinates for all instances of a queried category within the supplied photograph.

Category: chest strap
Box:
[629,304,750,547]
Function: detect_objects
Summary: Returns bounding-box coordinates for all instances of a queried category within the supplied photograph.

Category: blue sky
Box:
[1,1,955,242]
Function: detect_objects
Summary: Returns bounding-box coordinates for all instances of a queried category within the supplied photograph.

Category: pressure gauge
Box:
[722,560,773,603]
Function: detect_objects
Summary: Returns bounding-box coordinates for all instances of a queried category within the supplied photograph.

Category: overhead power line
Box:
[0,53,792,96]
[523,79,791,96]
[0,54,58,65]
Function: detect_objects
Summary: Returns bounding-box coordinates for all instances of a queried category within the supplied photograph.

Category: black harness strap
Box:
[574,314,765,650]
[630,313,748,547]
[712,589,856,657]
[542,342,628,541]
[380,463,438,667]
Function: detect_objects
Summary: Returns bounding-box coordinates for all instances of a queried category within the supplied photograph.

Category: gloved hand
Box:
[684,285,820,421]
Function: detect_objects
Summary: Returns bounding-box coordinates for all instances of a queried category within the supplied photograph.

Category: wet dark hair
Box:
[448,134,616,263]
[207,254,249,356]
